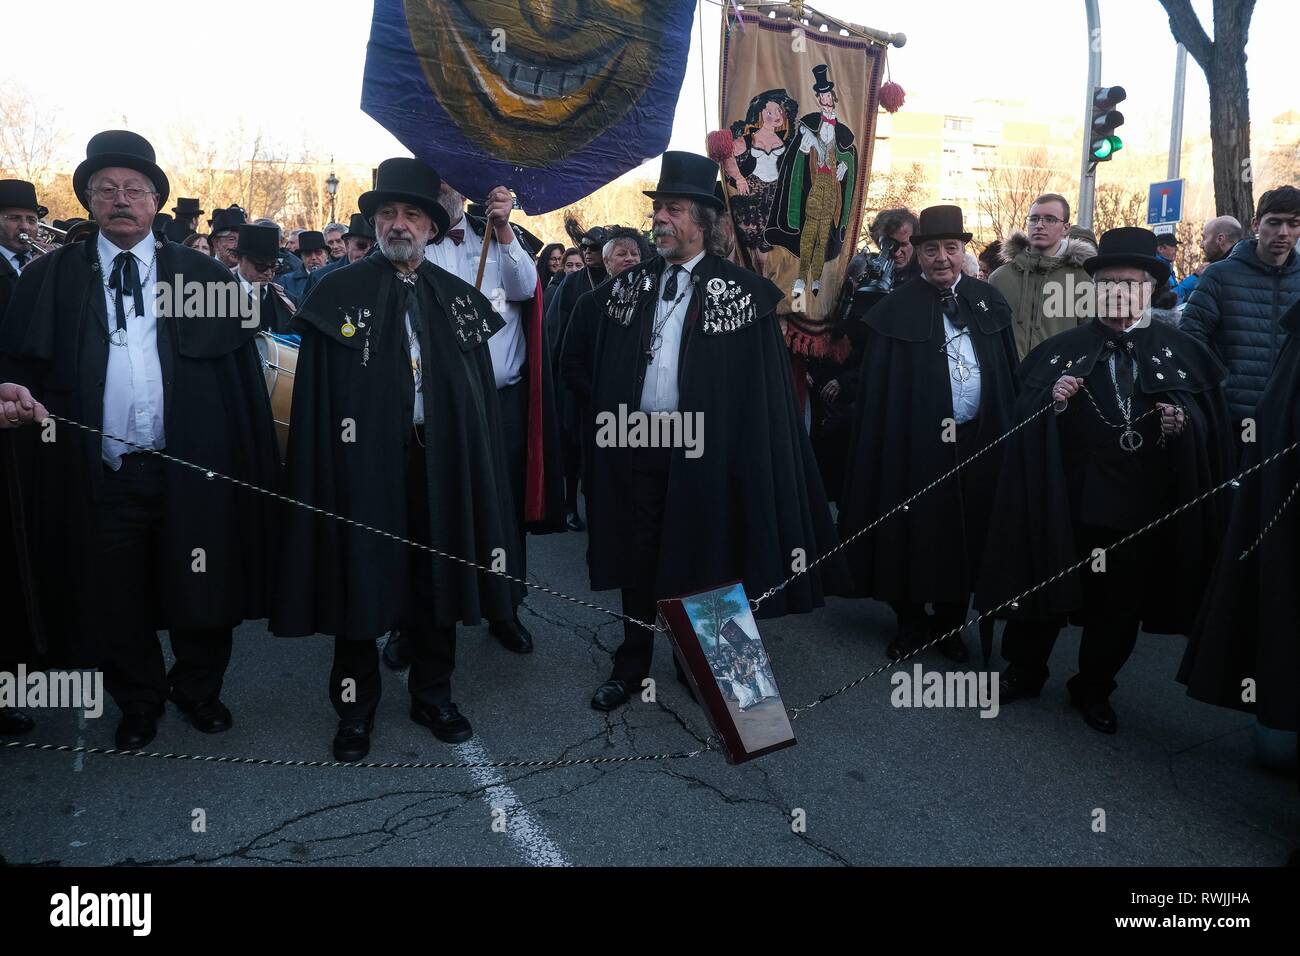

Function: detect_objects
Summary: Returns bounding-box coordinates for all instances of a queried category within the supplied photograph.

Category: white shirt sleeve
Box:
[496,231,538,302]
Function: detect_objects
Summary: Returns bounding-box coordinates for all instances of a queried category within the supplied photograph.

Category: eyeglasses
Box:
[88,185,156,202]
[1026,215,1065,226]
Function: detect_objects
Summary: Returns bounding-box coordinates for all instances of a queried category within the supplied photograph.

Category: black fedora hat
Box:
[342,212,375,241]
[912,205,973,244]
[358,158,451,238]
[644,151,725,211]
[1084,227,1171,284]
[172,197,204,217]
[297,230,328,255]
[72,130,170,211]
[210,205,247,237]
[0,179,48,219]
[234,224,281,261]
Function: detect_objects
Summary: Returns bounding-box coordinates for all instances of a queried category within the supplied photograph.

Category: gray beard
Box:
[378,234,421,265]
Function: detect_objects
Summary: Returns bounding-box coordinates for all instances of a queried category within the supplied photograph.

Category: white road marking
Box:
[379,634,572,867]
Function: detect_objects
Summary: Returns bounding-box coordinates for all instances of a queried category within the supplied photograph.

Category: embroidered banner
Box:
[719,5,886,357]
[362,0,698,215]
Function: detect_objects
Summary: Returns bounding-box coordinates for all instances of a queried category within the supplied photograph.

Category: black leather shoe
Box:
[886,620,925,661]
[938,632,971,664]
[1075,697,1118,735]
[170,694,233,733]
[998,667,1045,703]
[565,512,586,532]
[115,712,158,749]
[382,631,410,670]
[591,679,632,711]
[0,708,35,735]
[490,617,534,654]
[333,716,374,762]
[410,700,473,743]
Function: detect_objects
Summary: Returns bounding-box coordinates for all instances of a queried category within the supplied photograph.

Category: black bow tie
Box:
[1104,335,1136,354]
[939,288,964,328]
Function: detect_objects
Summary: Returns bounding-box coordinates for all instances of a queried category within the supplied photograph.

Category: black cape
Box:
[545,264,607,473]
[269,255,524,640]
[838,275,1020,603]
[560,275,615,541]
[0,238,279,664]
[975,318,1234,630]
[586,253,850,615]
[1178,300,1300,730]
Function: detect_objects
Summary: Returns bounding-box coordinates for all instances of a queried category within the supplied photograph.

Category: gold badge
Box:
[341,321,356,338]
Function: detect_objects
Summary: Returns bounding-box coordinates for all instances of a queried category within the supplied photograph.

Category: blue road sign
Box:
[1147,179,1185,225]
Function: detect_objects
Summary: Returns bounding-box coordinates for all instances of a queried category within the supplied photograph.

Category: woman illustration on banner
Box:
[726,89,799,253]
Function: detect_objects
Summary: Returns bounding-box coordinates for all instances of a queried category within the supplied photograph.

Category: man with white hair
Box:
[271,158,522,761]
[978,227,1233,735]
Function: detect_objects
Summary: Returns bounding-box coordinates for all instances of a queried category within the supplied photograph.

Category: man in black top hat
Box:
[585,150,849,712]
[0,180,47,319]
[233,224,297,333]
[839,205,1021,664]
[270,157,522,761]
[279,230,328,302]
[0,130,280,749]
[301,213,375,299]
[977,227,1234,734]
[209,205,247,270]
[165,198,204,244]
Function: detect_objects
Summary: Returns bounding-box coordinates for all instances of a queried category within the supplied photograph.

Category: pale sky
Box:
[3,0,1294,185]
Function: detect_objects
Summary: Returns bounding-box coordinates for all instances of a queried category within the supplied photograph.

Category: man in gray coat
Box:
[1181,185,1300,444]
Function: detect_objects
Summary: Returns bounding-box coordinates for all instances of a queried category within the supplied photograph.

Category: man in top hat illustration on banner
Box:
[765,64,857,299]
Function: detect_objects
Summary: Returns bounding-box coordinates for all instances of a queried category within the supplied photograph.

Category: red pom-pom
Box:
[879,81,906,113]
[706,129,735,164]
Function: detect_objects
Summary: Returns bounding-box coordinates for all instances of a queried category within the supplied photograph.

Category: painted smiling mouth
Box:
[404,0,661,165]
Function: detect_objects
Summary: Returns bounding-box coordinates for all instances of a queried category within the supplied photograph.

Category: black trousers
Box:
[497,379,528,593]
[329,428,456,720]
[887,420,980,640]
[1001,524,1144,702]
[609,446,688,686]
[93,454,233,716]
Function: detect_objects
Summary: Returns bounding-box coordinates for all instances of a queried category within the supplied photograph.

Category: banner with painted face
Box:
[362,0,698,215]
[719,6,886,358]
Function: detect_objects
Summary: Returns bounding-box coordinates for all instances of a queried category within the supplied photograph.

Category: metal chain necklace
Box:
[100,249,158,347]
[645,278,691,363]
[940,328,974,383]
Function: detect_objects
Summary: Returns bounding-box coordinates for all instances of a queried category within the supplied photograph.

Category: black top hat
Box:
[1084,227,1171,284]
[72,130,170,211]
[358,158,451,238]
[234,224,281,261]
[0,179,48,218]
[342,212,375,241]
[210,205,247,236]
[912,205,972,244]
[297,230,328,255]
[643,151,725,211]
[579,226,609,248]
[172,197,204,217]
[811,64,835,94]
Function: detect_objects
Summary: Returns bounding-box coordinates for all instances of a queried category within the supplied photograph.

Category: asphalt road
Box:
[2,527,1296,867]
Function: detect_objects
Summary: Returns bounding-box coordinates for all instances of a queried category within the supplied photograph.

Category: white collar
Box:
[923,271,962,294]
[665,249,707,275]
[97,230,156,268]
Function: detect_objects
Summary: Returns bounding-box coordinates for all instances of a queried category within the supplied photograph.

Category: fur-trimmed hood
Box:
[1000,229,1096,269]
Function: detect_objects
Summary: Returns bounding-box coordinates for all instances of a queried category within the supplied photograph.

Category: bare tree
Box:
[1157,0,1257,224]
[975,148,1064,245]
[0,82,65,184]
[1092,183,1148,235]
[863,162,926,224]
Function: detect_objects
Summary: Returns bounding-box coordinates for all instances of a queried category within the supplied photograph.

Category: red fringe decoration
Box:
[783,324,852,363]
[879,81,906,114]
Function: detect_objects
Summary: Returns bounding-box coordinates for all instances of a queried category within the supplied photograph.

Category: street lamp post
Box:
[325,167,339,225]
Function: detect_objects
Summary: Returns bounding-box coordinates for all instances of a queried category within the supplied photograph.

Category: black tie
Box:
[108,251,143,336]
[663,265,683,302]
[940,288,964,328]
[1107,336,1135,400]
[15,251,28,270]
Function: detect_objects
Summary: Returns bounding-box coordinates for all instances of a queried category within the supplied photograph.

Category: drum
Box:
[256,332,299,463]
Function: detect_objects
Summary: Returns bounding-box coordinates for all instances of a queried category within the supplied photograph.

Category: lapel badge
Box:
[707,277,727,296]
[1177,368,1186,379]
[1163,346,1173,357]
[1151,355,1161,364]
[977,299,989,312]
[1049,354,1060,365]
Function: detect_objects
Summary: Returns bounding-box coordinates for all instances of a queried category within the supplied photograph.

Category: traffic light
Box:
[1089,86,1127,167]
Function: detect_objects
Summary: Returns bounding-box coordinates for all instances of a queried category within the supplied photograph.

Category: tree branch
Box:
[1157,0,1213,68]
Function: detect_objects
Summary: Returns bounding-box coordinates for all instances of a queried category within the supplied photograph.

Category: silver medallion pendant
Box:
[109,328,128,347]
[951,362,972,384]
[1119,428,1143,452]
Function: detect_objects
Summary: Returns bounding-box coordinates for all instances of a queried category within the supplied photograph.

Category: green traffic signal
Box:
[1092,135,1124,160]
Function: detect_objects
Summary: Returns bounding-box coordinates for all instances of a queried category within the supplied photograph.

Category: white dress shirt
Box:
[98,232,165,469]
[424,218,537,389]
[0,244,27,275]
[639,250,706,414]
[935,273,981,425]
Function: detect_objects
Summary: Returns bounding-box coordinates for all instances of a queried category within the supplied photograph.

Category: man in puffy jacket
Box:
[1181,186,1300,438]
[988,193,1097,358]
